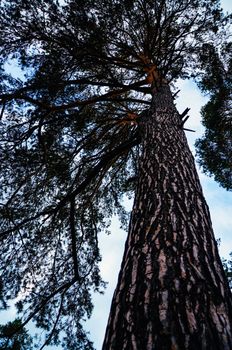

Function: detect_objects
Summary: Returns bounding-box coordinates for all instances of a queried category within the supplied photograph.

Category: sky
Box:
[0,0,231,349]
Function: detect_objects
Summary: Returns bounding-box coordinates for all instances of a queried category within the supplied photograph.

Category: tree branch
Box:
[0,79,151,111]
[70,198,80,280]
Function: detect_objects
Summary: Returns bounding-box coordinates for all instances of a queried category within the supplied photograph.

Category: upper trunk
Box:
[102,85,232,350]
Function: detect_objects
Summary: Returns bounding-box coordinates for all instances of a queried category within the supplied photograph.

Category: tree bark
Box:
[102,85,232,350]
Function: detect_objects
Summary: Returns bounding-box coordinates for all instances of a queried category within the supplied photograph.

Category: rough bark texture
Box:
[102,86,232,350]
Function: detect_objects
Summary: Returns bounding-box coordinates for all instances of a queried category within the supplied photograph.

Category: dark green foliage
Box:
[0,319,33,350]
[195,43,232,190]
[222,252,232,288]
[0,0,230,348]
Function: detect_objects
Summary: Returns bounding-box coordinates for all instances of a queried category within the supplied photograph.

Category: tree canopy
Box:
[0,0,231,348]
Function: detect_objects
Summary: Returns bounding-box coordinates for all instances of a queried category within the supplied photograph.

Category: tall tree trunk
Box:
[102,85,232,350]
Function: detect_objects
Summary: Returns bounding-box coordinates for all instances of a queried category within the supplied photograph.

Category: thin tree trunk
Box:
[102,85,232,350]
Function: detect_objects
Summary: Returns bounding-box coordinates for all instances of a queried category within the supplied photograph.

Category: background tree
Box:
[222,252,232,289]
[0,0,231,349]
[195,43,232,190]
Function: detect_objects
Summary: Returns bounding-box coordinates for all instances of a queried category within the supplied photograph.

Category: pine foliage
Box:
[0,319,33,350]
[196,43,232,190]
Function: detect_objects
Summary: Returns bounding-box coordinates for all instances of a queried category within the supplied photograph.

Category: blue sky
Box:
[0,1,231,349]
